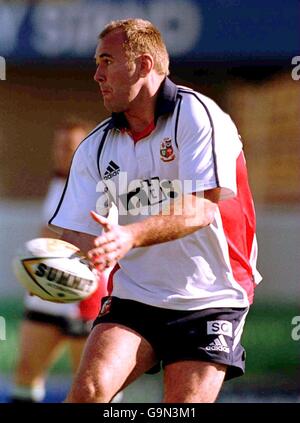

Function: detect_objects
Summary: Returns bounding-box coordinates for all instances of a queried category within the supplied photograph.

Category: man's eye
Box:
[95,58,112,67]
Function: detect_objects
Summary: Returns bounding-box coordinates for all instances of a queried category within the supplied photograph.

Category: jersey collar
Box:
[108,77,178,130]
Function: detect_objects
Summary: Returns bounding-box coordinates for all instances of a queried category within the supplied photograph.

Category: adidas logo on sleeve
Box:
[103,161,120,180]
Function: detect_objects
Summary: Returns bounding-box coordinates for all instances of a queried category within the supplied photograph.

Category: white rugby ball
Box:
[12,238,98,303]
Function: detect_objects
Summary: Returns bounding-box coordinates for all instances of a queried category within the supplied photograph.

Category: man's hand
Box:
[88,191,218,271]
[88,211,134,271]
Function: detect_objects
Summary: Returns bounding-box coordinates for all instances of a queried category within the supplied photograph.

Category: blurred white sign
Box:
[0,0,202,58]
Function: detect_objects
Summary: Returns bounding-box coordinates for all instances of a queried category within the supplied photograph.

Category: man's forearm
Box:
[127,196,217,248]
[88,194,218,271]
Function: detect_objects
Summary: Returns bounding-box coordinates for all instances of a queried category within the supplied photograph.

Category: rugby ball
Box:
[12,238,98,303]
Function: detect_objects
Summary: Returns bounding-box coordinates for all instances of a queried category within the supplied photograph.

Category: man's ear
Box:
[139,54,154,77]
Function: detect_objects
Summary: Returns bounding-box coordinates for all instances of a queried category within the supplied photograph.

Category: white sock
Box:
[11,383,45,402]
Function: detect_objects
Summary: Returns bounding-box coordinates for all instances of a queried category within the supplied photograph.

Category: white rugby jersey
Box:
[50,78,262,311]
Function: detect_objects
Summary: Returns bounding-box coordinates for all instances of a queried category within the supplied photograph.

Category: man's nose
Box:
[94,65,105,83]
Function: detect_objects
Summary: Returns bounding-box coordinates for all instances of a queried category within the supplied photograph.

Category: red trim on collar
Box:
[130,120,155,143]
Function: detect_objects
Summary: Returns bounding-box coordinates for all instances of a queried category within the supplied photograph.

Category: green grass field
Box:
[0,298,299,384]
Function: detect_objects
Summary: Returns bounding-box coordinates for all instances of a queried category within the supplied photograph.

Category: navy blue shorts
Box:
[93,296,249,380]
[24,310,93,338]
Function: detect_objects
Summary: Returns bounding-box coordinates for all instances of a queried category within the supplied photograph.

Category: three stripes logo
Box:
[205,335,230,353]
[103,160,120,180]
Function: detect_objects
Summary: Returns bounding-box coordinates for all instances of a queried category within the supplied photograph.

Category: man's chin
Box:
[102,99,112,112]
[105,103,127,114]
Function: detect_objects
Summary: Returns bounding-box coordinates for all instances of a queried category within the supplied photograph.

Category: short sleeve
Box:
[177,93,242,200]
[41,178,66,223]
[49,140,111,236]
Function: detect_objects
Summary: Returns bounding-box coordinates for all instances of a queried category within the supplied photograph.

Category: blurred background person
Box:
[10,117,112,403]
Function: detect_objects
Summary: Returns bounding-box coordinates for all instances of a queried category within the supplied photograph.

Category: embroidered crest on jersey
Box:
[160,138,175,162]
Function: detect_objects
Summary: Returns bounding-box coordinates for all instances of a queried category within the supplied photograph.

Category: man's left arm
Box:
[88,188,220,271]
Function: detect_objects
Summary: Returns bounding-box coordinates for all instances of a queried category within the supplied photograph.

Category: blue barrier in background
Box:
[0,0,298,63]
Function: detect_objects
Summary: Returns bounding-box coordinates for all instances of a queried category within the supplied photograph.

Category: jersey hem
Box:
[49,220,102,237]
[110,293,250,311]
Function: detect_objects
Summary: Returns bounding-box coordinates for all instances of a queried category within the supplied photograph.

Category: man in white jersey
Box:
[49,19,262,403]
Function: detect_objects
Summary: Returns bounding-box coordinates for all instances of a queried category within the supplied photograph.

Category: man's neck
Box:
[124,109,155,133]
[124,75,164,133]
